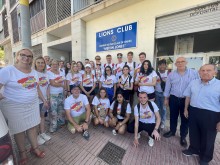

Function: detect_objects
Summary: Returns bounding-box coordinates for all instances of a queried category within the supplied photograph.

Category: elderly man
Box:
[182,64,220,165]
[163,57,199,147]
[64,85,91,140]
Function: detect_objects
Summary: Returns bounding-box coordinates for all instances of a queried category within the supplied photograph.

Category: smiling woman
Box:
[0,48,45,165]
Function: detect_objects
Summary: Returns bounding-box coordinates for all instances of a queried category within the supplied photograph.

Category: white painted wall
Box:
[48,47,70,62]
[86,0,210,64]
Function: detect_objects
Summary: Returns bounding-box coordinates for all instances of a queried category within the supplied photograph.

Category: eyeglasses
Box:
[20,53,33,59]
[117,56,122,58]
[96,59,101,60]
[176,61,186,64]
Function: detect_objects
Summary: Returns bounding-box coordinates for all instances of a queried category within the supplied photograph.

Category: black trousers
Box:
[188,106,220,163]
[127,120,155,138]
[169,95,188,138]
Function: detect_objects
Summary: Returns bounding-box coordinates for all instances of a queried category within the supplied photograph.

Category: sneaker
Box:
[37,135,46,145]
[112,129,117,136]
[160,124,165,129]
[83,130,90,140]
[182,149,199,156]
[40,133,51,142]
[137,132,141,139]
[148,137,154,147]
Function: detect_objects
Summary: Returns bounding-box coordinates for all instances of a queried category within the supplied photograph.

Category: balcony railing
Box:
[73,0,103,14]
[30,9,45,34]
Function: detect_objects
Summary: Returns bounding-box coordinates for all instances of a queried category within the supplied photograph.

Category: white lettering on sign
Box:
[98,29,114,37]
[189,2,219,17]
[117,25,132,33]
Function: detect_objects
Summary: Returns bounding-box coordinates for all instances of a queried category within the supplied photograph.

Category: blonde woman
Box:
[0,49,45,165]
[47,59,66,133]
[33,56,51,145]
[80,64,97,103]
[66,62,82,96]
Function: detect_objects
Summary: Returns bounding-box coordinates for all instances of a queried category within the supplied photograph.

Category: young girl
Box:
[92,88,110,127]
[66,62,82,96]
[99,66,117,103]
[135,60,157,100]
[77,61,85,75]
[90,60,96,75]
[80,64,97,103]
[34,56,51,145]
[109,92,131,135]
[117,65,134,102]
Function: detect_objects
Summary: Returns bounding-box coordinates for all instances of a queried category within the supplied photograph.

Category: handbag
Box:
[156,71,165,92]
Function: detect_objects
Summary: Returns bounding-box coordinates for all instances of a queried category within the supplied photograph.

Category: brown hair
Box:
[33,56,47,73]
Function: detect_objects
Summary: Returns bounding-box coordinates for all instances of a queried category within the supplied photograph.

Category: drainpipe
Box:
[19,0,31,48]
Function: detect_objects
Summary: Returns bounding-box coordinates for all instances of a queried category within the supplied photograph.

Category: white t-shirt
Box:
[46,65,51,71]
[114,62,125,79]
[0,66,39,103]
[110,101,131,120]
[82,74,97,87]
[79,70,85,75]
[92,96,110,111]
[155,70,168,92]
[64,94,89,117]
[134,63,142,74]
[37,71,49,104]
[48,70,65,94]
[94,68,104,81]
[125,61,136,77]
[134,101,159,124]
[104,63,114,69]
[100,75,117,88]
[66,72,82,86]
[119,75,134,90]
[135,71,157,94]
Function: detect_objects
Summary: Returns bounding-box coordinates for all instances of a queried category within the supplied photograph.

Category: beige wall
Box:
[86,0,210,64]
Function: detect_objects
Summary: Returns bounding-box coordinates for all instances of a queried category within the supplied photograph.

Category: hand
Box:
[115,123,121,130]
[75,124,83,132]
[164,98,169,107]
[133,138,139,148]
[216,122,220,132]
[43,101,49,109]
[151,130,161,141]
[184,109,188,118]
[0,93,4,100]
[82,123,88,130]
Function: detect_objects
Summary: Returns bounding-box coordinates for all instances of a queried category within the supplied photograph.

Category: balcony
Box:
[73,0,103,13]
[30,9,45,34]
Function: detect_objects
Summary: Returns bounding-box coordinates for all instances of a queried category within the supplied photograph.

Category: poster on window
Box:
[96,22,137,52]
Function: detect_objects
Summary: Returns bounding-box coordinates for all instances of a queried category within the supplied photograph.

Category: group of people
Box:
[0,48,219,165]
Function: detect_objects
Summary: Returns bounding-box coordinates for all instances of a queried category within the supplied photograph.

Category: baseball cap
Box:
[85,64,91,68]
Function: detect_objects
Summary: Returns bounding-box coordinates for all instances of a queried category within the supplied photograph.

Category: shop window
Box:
[156,37,175,56]
[193,29,220,53]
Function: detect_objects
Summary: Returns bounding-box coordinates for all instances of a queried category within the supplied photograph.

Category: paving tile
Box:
[24,124,220,165]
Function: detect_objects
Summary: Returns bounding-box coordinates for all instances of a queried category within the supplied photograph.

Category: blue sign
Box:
[96,22,137,52]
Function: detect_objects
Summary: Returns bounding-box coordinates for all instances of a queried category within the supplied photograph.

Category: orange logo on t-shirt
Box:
[70,101,83,112]
[83,78,92,85]
[17,76,38,89]
[140,76,149,83]
[55,76,64,83]
[141,111,152,119]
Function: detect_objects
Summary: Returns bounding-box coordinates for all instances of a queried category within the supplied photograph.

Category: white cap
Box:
[85,64,91,68]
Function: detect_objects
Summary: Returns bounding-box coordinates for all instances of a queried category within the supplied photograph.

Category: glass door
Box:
[206,52,220,80]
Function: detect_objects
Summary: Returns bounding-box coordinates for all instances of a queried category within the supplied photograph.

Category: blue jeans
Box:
[155,91,166,125]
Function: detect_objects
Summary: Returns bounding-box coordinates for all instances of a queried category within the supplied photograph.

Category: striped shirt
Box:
[164,68,199,98]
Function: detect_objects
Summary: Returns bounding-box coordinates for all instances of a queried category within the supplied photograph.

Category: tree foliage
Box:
[0,47,4,60]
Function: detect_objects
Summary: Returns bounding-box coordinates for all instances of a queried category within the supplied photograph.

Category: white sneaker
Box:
[40,133,51,142]
[148,137,154,147]
[160,124,165,129]
[137,132,141,139]
[37,135,46,145]
[112,129,117,136]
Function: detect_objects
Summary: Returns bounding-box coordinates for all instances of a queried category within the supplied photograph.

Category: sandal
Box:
[30,147,45,158]
[18,150,28,165]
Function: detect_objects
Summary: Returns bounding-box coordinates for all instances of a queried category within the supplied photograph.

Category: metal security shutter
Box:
[155,1,220,39]
[32,44,42,57]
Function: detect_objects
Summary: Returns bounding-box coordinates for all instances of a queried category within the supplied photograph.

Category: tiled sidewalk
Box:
[27,125,220,165]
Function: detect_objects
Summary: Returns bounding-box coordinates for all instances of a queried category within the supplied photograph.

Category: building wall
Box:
[86,0,210,64]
